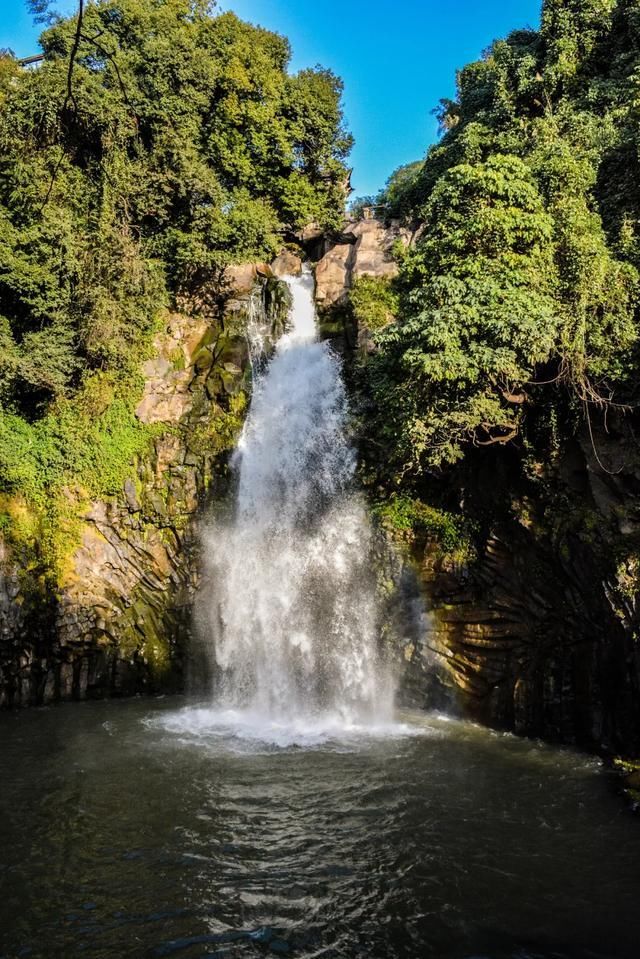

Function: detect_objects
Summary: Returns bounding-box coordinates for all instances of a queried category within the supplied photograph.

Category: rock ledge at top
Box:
[314,219,410,308]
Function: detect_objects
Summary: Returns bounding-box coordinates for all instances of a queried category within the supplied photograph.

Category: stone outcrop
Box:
[271,249,303,278]
[313,219,409,309]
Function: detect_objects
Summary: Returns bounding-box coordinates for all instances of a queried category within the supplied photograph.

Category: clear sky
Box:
[1,0,542,197]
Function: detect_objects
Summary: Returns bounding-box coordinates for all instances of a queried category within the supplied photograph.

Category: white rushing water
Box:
[197,267,396,741]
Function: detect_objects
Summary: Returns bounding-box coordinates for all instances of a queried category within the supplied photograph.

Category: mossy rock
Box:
[318,320,345,336]
[205,374,223,400]
[264,277,293,339]
[221,368,243,395]
[169,347,187,371]
[193,347,214,374]
[190,325,219,357]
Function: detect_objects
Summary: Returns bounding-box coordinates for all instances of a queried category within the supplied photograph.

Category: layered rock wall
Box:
[0,265,286,707]
[393,426,640,756]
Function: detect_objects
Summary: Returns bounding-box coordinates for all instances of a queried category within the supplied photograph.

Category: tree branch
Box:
[61,0,84,117]
[79,32,137,120]
[39,0,84,210]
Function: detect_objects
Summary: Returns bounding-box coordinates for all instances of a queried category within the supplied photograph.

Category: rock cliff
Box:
[313,219,640,758]
[313,218,407,309]
[0,263,289,707]
[408,423,640,755]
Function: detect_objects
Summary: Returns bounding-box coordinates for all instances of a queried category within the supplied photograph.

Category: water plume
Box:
[200,268,394,730]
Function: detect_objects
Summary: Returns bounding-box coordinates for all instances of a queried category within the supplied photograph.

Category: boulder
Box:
[224,262,271,295]
[314,219,410,308]
[271,249,303,277]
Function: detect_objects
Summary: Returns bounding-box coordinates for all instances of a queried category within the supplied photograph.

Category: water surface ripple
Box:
[1,699,639,959]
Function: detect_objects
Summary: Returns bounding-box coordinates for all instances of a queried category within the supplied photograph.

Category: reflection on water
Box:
[0,698,638,959]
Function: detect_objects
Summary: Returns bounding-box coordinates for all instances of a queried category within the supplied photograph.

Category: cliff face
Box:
[0,264,289,707]
[3,221,639,762]
[314,219,640,757]
[402,428,640,756]
[0,225,416,712]
[312,218,406,310]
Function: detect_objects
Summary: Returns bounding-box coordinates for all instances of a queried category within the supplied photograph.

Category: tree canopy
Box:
[0,0,351,418]
[0,0,351,579]
[364,0,640,476]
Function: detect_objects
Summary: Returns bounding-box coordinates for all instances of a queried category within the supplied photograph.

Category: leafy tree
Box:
[0,0,351,575]
[541,0,617,91]
[378,160,424,222]
[364,0,640,479]
[369,155,559,469]
[349,275,399,333]
[0,0,351,418]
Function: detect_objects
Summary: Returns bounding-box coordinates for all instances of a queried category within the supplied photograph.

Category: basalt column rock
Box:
[394,431,640,756]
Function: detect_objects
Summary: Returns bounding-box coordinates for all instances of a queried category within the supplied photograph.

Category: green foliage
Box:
[0,369,160,579]
[348,275,399,332]
[541,0,617,91]
[369,155,560,468]
[0,375,156,495]
[365,0,640,479]
[373,494,475,561]
[378,160,425,222]
[0,0,351,413]
[0,0,350,577]
[187,392,247,457]
[350,161,424,224]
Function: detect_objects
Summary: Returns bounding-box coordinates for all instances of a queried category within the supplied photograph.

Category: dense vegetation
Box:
[362,0,640,487]
[0,0,351,577]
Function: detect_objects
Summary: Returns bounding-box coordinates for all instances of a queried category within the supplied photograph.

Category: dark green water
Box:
[0,698,639,959]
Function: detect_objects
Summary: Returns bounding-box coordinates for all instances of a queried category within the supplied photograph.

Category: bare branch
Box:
[61,0,84,117]
[79,32,138,121]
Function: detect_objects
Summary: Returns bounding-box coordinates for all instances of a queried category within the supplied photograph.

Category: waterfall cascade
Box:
[200,267,395,735]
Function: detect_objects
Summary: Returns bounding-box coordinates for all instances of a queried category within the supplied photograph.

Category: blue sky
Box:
[1,0,542,197]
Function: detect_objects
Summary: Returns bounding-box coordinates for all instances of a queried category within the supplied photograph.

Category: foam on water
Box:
[145,705,425,754]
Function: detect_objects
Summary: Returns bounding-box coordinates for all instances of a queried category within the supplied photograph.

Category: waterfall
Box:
[200,268,395,733]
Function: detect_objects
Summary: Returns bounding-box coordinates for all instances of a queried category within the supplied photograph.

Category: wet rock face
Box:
[396,430,640,756]
[0,269,281,708]
[419,529,636,752]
